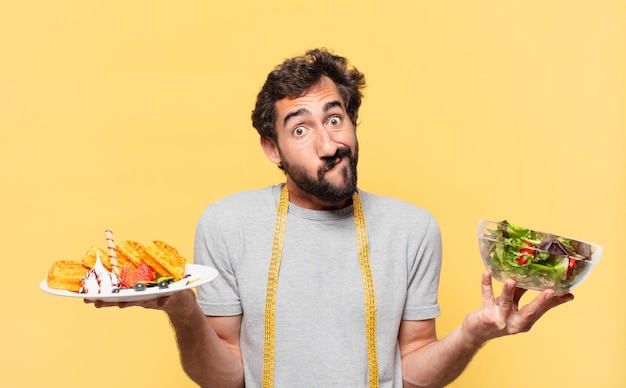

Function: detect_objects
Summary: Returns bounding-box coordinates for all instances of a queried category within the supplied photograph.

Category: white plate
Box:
[40,264,218,302]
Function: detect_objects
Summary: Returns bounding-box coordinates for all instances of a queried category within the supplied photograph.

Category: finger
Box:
[155,295,172,308]
[534,290,574,314]
[513,290,573,332]
[481,271,494,303]
[481,271,495,308]
[498,280,516,309]
[550,292,575,308]
[91,299,117,308]
[513,286,528,305]
[529,289,556,314]
[495,280,516,325]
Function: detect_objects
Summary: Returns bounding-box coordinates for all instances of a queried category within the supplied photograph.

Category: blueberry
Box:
[133,283,146,292]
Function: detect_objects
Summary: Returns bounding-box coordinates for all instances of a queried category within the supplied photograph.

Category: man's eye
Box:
[328,116,342,126]
[293,126,306,136]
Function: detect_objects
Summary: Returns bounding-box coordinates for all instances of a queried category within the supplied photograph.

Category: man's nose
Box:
[315,127,338,158]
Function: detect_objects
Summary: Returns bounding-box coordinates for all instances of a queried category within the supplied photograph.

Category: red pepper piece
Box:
[567,258,577,278]
[517,242,535,265]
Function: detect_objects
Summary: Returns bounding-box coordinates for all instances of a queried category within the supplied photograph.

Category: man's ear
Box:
[260,137,281,164]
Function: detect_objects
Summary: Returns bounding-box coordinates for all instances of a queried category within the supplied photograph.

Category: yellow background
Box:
[1,1,624,387]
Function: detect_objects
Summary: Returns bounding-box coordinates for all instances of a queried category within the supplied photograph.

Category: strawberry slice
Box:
[135,261,155,282]
[120,264,136,288]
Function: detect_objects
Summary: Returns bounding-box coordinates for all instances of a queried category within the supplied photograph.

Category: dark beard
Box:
[280,145,358,205]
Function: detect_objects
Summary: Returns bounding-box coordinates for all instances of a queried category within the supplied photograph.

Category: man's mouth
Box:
[324,148,351,171]
[325,157,342,170]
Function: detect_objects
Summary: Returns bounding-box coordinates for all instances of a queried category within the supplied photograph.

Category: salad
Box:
[479,220,596,294]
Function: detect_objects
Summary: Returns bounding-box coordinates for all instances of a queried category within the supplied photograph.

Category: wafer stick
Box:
[105,229,121,276]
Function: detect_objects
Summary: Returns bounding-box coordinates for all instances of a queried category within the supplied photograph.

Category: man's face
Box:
[270,77,358,208]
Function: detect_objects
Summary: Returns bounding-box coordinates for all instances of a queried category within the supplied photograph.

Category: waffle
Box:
[146,240,186,280]
[47,260,88,292]
[80,246,111,271]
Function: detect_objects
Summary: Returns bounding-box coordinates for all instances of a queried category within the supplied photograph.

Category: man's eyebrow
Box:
[282,100,344,127]
[324,100,343,112]
[283,107,308,127]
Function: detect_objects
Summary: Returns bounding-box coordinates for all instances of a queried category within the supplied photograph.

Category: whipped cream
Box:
[79,252,121,294]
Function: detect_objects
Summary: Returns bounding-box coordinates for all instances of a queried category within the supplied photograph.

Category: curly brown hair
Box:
[251,48,366,142]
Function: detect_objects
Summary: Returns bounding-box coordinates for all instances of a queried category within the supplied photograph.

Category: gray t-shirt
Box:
[194,184,442,387]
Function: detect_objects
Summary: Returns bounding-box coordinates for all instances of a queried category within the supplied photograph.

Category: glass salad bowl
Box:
[477,220,602,295]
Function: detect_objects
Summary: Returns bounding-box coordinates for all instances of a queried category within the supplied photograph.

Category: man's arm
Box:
[399,271,574,388]
[166,292,244,387]
[90,289,245,388]
[399,319,483,388]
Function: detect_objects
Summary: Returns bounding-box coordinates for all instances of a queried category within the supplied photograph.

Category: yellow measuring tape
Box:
[262,185,379,387]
